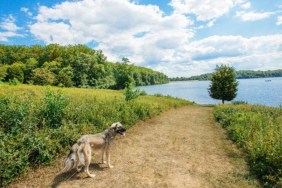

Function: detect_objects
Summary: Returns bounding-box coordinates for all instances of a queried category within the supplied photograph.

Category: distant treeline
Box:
[0,44,169,89]
[170,69,282,81]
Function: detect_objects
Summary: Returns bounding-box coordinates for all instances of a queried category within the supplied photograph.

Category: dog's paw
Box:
[77,166,83,172]
[108,165,114,168]
[89,174,96,178]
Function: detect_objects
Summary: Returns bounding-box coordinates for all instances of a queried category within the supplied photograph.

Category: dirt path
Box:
[10,106,259,188]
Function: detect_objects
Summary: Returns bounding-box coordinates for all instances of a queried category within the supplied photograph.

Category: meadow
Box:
[213,104,282,187]
[0,84,189,186]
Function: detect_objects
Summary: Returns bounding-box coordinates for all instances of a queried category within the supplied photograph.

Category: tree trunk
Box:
[222,99,225,104]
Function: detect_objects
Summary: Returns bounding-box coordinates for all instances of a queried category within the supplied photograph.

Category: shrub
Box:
[40,88,68,129]
[0,84,189,186]
[232,100,248,105]
[0,96,30,134]
[8,78,20,85]
[124,84,142,101]
[214,104,282,187]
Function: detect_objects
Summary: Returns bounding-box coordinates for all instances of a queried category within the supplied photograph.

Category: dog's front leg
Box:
[102,146,107,164]
[106,146,114,168]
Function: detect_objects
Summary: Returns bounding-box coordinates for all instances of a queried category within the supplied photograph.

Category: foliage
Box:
[0,44,169,89]
[170,69,282,81]
[31,68,55,85]
[6,62,25,83]
[124,84,142,101]
[213,104,282,187]
[208,65,238,104]
[56,66,74,87]
[0,84,189,186]
[232,100,248,105]
[0,64,8,81]
[8,78,20,85]
[40,88,68,129]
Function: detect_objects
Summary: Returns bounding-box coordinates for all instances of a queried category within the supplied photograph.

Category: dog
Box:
[60,122,126,178]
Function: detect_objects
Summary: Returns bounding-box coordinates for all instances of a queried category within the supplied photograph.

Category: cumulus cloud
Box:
[20,7,33,16]
[30,0,194,63]
[236,11,274,21]
[29,0,282,77]
[241,2,251,9]
[277,16,282,25]
[169,0,248,21]
[163,34,282,77]
[0,15,22,41]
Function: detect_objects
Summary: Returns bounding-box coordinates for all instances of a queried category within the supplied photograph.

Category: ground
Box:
[9,106,260,188]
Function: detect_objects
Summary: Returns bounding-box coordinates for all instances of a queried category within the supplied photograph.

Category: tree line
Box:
[0,44,169,89]
[171,69,282,81]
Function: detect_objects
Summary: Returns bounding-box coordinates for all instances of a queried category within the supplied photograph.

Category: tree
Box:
[208,65,238,104]
[56,66,74,87]
[122,57,130,64]
[6,62,25,83]
[31,68,55,85]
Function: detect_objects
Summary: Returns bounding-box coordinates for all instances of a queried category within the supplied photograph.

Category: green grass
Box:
[0,84,190,186]
[213,104,282,187]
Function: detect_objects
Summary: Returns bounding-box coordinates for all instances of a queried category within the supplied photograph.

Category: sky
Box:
[0,0,282,77]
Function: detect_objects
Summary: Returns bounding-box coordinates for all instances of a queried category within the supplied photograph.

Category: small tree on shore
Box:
[208,65,238,104]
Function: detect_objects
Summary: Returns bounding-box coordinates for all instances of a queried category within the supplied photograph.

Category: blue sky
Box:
[1,0,282,77]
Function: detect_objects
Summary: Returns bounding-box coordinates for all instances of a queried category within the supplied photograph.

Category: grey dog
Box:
[60,122,126,178]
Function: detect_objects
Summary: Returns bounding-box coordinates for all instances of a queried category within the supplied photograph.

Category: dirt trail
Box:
[10,106,259,188]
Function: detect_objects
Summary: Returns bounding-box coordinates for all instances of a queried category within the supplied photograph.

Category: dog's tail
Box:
[57,144,78,175]
[62,152,76,173]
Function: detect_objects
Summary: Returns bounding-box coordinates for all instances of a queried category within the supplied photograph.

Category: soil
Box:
[9,106,260,188]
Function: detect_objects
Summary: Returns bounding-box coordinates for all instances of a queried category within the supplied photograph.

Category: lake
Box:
[138,77,282,107]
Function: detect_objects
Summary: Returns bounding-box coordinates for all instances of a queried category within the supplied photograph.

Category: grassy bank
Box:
[0,84,190,186]
[213,104,282,187]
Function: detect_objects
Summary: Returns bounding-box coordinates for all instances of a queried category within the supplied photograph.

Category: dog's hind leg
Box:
[74,144,84,172]
[83,143,96,178]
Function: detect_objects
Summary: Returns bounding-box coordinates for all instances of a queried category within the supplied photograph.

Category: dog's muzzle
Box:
[117,128,126,136]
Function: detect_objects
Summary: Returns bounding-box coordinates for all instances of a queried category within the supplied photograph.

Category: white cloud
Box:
[277,16,282,25]
[30,0,194,64]
[169,0,248,21]
[20,7,33,16]
[241,2,251,9]
[29,0,282,77]
[162,34,282,77]
[0,16,20,32]
[236,11,274,21]
[0,15,22,42]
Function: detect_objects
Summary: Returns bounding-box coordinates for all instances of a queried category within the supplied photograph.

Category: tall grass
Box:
[0,84,190,186]
[213,104,282,187]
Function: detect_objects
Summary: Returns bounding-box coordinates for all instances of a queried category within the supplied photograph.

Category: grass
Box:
[213,104,282,187]
[0,84,190,186]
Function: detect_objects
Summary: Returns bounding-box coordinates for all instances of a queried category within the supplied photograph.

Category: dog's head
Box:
[111,122,126,136]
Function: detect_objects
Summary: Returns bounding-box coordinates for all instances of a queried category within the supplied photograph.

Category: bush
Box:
[214,104,282,187]
[124,84,142,101]
[232,100,248,105]
[0,96,30,134]
[40,88,68,129]
[8,78,20,85]
[0,84,189,186]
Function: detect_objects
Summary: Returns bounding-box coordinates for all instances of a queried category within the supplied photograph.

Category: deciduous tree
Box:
[208,65,238,104]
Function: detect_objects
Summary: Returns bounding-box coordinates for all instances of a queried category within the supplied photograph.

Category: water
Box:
[138,77,282,107]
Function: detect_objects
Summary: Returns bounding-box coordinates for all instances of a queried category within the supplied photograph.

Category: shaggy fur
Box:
[60,122,126,178]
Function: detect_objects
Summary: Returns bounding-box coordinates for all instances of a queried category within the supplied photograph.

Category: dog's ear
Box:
[110,122,118,129]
